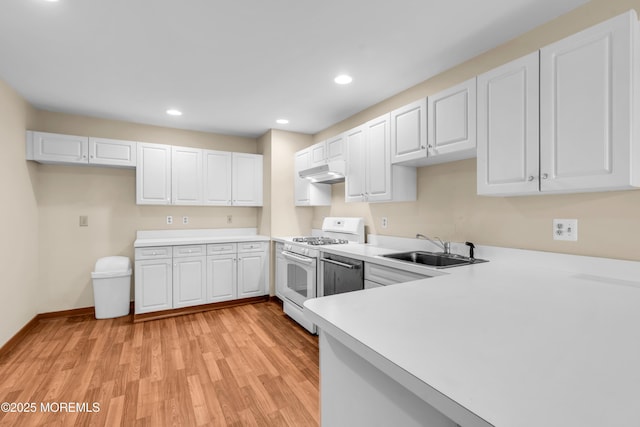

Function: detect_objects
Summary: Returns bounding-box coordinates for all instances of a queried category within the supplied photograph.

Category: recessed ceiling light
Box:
[166,109,182,116]
[334,74,353,85]
[276,119,289,124]
[43,0,59,2]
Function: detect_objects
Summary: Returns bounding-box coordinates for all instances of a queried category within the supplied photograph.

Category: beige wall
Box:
[269,130,315,237]
[313,0,640,262]
[0,79,39,347]
[33,111,259,312]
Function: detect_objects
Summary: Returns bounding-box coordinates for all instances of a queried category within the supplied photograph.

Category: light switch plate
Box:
[79,215,88,227]
[553,219,578,241]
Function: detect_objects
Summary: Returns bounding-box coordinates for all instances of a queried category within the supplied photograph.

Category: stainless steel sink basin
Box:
[381,251,487,269]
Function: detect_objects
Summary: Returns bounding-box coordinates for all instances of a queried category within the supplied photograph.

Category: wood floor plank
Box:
[0,300,319,426]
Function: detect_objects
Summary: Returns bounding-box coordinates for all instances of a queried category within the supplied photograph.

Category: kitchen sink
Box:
[381,251,487,269]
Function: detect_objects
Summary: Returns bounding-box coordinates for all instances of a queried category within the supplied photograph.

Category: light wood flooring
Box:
[0,300,319,426]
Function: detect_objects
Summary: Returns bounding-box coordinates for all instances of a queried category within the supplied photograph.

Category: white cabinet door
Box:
[136,142,171,205]
[540,11,637,192]
[172,146,203,205]
[88,137,136,168]
[207,254,237,303]
[477,52,540,196]
[345,125,367,202]
[173,256,206,308]
[27,131,89,164]
[294,149,311,205]
[237,252,266,298]
[326,134,345,161]
[428,78,477,158]
[391,99,427,164]
[203,150,232,205]
[134,259,173,314]
[365,113,392,202]
[232,153,263,206]
[310,141,327,167]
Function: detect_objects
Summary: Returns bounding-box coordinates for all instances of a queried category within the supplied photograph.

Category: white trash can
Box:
[91,256,132,319]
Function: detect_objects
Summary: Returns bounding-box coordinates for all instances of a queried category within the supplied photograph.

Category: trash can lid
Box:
[94,256,131,273]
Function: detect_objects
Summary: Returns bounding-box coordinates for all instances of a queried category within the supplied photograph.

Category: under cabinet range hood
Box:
[299,160,345,184]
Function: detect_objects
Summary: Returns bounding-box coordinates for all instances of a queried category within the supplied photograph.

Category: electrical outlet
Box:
[553,219,578,241]
[381,217,388,228]
[182,216,189,225]
[79,215,88,227]
[227,215,232,224]
[166,215,173,225]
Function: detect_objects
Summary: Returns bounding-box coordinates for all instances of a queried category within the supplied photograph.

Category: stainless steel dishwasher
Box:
[320,253,364,297]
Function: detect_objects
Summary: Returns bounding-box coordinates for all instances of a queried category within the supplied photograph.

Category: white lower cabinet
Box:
[207,244,238,303]
[135,241,268,315]
[238,251,266,298]
[172,245,206,308]
[135,251,173,314]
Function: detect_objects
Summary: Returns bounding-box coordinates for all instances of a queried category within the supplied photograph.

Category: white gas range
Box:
[278,217,365,334]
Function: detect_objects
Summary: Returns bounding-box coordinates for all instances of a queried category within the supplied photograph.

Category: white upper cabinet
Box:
[326,134,345,161]
[477,52,540,196]
[172,146,203,205]
[540,10,640,193]
[232,152,263,206]
[136,142,172,205]
[310,141,327,167]
[294,147,331,206]
[295,148,312,205]
[345,125,367,202]
[391,78,476,167]
[428,77,477,160]
[203,150,233,206]
[346,115,416,203]
[26,131,89,165]
[364,114,393,202]
[26,132,137,168]
[88,137,136,168]
[390,99,427,164]
[478,11,640,197]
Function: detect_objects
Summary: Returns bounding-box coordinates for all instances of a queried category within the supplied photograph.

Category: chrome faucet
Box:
[416,233,450,254]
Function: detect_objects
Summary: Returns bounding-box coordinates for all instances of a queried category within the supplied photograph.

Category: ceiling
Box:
[0,0,589,138]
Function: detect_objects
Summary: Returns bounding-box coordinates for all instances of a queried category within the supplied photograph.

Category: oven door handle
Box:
[320,257,358,269]
[282,251,315,264]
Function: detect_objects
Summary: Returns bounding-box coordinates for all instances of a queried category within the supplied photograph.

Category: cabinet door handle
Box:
[527,175,535,182]
[421,145,426,149]
[541,173,549,180]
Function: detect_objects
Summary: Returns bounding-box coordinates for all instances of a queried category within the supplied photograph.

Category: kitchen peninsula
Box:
[304,246,640,427]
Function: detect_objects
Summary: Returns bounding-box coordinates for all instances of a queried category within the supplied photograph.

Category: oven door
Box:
[281,251,317,308]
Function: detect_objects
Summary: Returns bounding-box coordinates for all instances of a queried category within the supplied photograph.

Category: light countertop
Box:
[304,247,640,427]
[134,228,270,247]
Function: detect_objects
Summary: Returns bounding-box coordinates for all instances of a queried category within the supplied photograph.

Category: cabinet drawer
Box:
[237,241,265,253]
[135,246,172,260]
[173,245,206,258]
[207,243,237,255]
[364,263,431,286]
